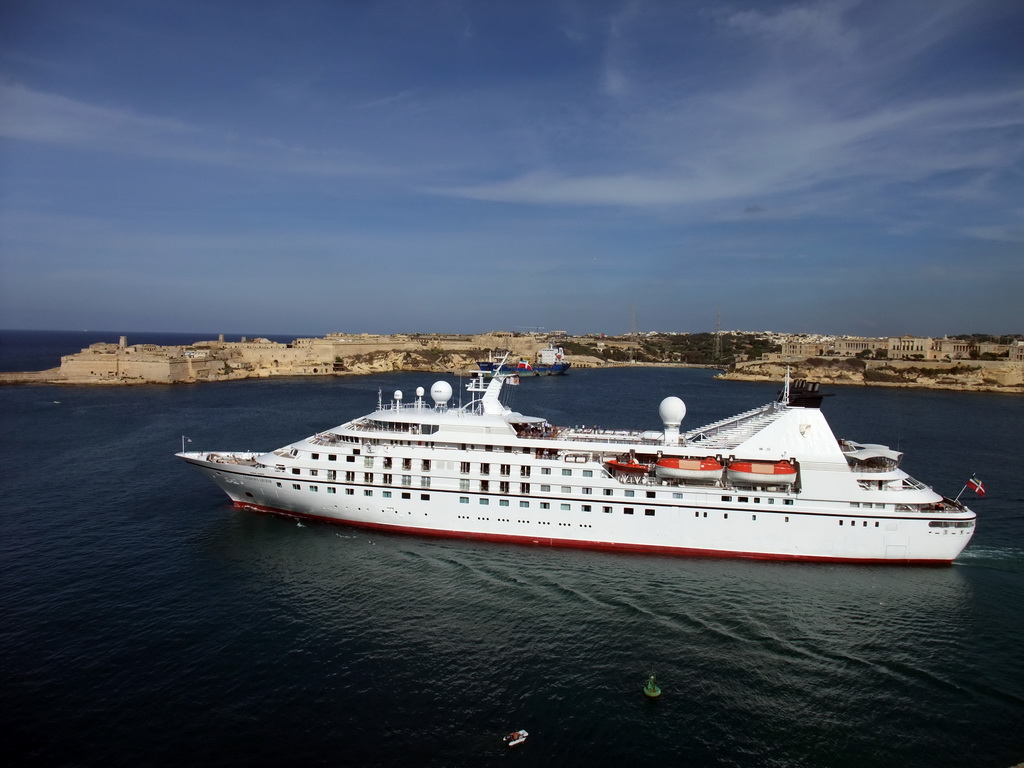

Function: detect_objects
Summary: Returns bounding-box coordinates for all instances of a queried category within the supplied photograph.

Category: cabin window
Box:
[459,479,470,490]
[582,487,592,495]
[561,504,570,511]
[328,455,336,461]
[723,512,728,519]
[401,475,412,486]
[520,466,531,477]
[382,491,391,498]
[421,460,431,471]
[582,470,593,478]
[292,483,301,490]
[673,493,683,499]
[364,490,372,496]
[345,471,355,482]
[364,473,373,483]
[562,469,572,476]
[460,497,469,504]
[624,508,634,515]
[784,499,794,506]
[401,492,410,499]
[382,474,392,484]
[347,456,355,463]
[480,463,490,475]
[646,491,655,499]
[420,494,430,501]
[721,496,732,502]
[480,480,489,492]
[499,481,510,493]
[751,514,756,520]
[645,509,655,517]
[420,478,430,488]
[582,505,592,512]
[604,489,613,497]
[500,499,509,507]
[383,457,392,469]
[460,462,470,474]
[561,486,571,494]
[540,502,550,510]
[541,485,551,492]
[292,468,300,475]
[310,469,318,477]
[785,516,790,522]
[310,485,318,492]
[327,470,336,480]
[738,496,748,503]
[328,487,336,494]
[345,489,354,495]
[521,483,531,494]
[542,468,551,475]
[625,490,635,498]
[402,458,411,470]
[311,453,319,460]
[501,464,511,476]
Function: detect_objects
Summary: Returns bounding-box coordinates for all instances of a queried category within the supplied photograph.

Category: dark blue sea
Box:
[2,329,1022,768]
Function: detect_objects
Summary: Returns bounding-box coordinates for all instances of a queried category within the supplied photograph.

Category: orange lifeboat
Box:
[655,457,723,482]
[727,460,797,485]
[606,458,650,475]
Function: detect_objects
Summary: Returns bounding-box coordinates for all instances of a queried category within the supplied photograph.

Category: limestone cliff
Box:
[719,357,1024,394]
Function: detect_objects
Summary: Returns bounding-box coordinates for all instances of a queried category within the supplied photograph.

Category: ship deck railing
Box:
[682,403,782,450]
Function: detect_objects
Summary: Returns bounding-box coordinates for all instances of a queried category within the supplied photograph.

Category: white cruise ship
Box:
[178,372,976,564]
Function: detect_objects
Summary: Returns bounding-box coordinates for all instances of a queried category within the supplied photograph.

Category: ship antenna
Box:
[781,366,791,405]
[377,388,382,411]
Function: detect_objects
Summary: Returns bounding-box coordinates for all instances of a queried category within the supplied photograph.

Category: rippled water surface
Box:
[2,331,1022,767]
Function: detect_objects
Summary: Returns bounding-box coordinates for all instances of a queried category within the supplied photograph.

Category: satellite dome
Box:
[416,387,425,398]
[394,390,403,401]
[659,396,686,427]
[430,381,453,405]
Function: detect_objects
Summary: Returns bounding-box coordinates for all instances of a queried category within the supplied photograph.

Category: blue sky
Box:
[1,0,1021,337]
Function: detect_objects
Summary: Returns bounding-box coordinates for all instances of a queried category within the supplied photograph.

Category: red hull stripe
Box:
[228,500,953,566]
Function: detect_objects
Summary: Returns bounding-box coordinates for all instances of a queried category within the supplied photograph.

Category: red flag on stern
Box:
[966,474,986,497]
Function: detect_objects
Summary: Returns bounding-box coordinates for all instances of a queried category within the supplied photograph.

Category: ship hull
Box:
[183,456,973,565]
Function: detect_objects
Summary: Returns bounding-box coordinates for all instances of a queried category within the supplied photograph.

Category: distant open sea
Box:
[2,329,1023,767]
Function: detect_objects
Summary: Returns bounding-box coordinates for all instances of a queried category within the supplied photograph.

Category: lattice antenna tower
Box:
[713,310,723,362]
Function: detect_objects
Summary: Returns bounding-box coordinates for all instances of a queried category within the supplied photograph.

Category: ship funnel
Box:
[659,396,686,446]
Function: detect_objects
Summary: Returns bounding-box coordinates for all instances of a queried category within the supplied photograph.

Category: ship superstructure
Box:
[178,372,975,564]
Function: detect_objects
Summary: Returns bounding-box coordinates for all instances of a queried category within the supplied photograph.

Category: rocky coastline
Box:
[719,358,1024,394]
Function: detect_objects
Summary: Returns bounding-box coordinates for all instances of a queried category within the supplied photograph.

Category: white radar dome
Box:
[416,387,425,398]
[430,381,453,405]
[394,390,403,401]
[659,396,686,427]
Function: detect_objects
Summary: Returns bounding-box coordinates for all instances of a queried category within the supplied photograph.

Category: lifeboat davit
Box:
[727,460,797,485]
[655,457,723,482]
[606,459,650,475]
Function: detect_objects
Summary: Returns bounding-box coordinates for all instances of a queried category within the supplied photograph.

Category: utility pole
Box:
[713,310,723,363]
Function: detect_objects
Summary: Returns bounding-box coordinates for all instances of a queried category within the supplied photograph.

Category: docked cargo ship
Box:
[178,372,976,564]
[477,344,571,376]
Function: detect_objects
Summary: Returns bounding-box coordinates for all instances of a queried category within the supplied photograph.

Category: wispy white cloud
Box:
[721,0,861,58]
[0,81,394,178]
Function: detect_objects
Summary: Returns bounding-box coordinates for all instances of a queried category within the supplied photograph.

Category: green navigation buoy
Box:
[642,673,661,698]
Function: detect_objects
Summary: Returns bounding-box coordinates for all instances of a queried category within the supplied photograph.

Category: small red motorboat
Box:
[606,459,649,475]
